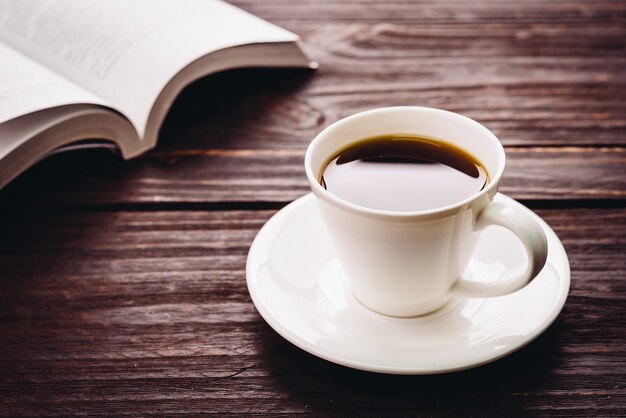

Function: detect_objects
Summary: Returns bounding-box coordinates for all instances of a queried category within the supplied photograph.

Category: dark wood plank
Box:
[1,0,625,415]
[231,0,626,23]
[137,0,626,149]
[2,146,624,208]
[0,208,624,416]
[153,53,626,150]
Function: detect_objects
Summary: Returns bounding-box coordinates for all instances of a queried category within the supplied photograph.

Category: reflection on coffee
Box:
[320,134,489,212]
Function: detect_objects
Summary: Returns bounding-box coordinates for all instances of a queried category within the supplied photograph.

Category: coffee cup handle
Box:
[450,200,549,297]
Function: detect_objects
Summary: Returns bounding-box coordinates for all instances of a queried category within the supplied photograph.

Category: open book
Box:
[0,0,315,188]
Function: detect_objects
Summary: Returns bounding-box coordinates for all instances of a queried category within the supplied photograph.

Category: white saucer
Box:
[246,193,570,374]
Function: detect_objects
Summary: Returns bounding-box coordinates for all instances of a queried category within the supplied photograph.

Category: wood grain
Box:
[2,146,624,208]
[1,0,625,415]
[0,208,624,416]
[231,0,626,23]
[142,1,626,149]
[152,62,626,151]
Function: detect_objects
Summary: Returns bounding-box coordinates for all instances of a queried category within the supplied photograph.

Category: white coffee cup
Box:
[305,106,548,317]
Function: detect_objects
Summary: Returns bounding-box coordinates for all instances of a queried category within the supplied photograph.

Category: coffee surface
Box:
[320,134,489,212]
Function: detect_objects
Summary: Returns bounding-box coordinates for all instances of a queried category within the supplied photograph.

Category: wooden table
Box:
[1,0,624,415]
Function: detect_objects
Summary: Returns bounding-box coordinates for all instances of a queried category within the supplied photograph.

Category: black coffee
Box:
[320,134,489,212]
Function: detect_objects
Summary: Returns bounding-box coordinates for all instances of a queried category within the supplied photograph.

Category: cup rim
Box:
[304,106,506,220]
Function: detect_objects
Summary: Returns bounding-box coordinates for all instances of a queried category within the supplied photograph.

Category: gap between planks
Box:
[10,198,626,214]
[148,145,626,159]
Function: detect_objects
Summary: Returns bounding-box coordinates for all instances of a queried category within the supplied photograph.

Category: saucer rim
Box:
[246,193,570,375]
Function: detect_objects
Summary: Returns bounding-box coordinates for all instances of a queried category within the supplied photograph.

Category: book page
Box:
[0,0,301,137]
[0,42,105,125]
[0,104,99,159]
